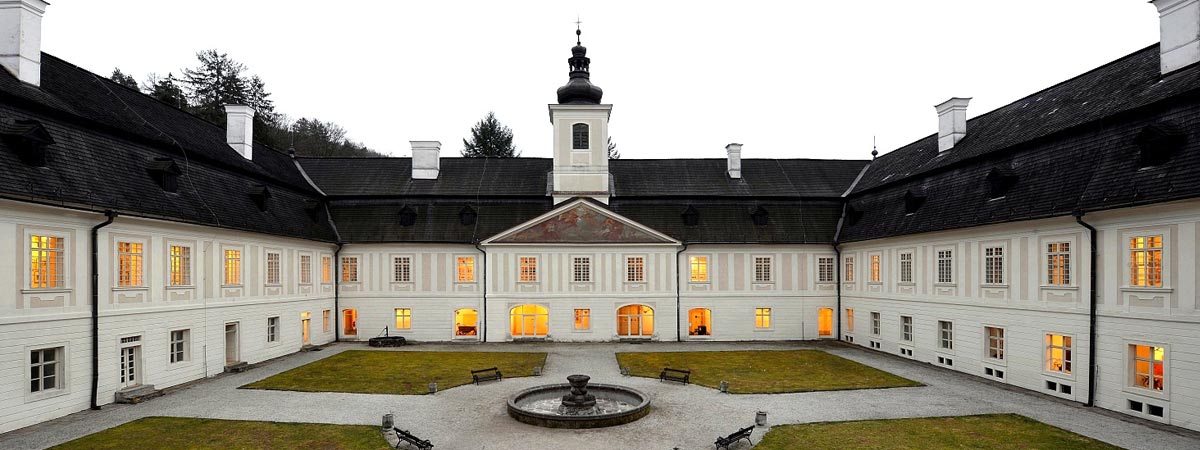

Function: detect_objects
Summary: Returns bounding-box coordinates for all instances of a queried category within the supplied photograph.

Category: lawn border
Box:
[47,415,392,450]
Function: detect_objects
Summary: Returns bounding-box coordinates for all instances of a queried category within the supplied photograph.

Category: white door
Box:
[120,346,140,388]
[225,323,239,364]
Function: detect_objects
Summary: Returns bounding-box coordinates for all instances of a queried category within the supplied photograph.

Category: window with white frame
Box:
[393,256,412,283]
[321,256,332,284]
[267,317,279,342]
[1045,334,1072,374]
[29,347,62,393]
[29,235,66,289]
[844,256,855,282]
[520,257,538,282]
[574,309,590,330]
[754,256,772,282]
[265,251,281,285]
[985,326,1005,361]
[689,256,709,282]
[938,321,954,350]
[572,123,589,149]
[899,251,913,283]
[299,254,312,285]
[871,311,881,336]
[394,308,412,330]
[755,308,772,329]
[117,241,144,287]
[627,256,645,282]
[169,245,191,286]
[900,316,912,342]
[457,257,475,282]
[322,310,331,333]
[937,249,954,284]
[817,257,835,282]
[572,257,590,282]
[1129,235,1163,287]
[984,246,1004,285]
[224,249,242,285]
[846,309,854,332]
[169,329,190,363]
[341,256,359,282]
[869,254,881,282]
[1130,344,1165,391]
[1046,242,1071,286]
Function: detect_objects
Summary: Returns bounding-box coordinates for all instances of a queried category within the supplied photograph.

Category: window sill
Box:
[264,284,282,288]
[1122,386,1169,401]
[1040,285,1078,290]
[688,281,710,284]
[571,328,591,333]
[26,387,69,403]
[22,288,72,294]
[452,335,479,340]
[753,328,774,332]
[111,286,149,292]
[688,335,714,340]
[984,358,1008,367]
[165,285,194,290]
[1042,370,1075,381]
[454,280,477,284]
[624,281,648,285]
[897,282,916,287]
[166,360,194,371]
[867,282,883,285]
[221,284,245,288]
[936,349,955,356]
[981,284,1009,289]
[934,282,956,287]
[1120,286,1172,293]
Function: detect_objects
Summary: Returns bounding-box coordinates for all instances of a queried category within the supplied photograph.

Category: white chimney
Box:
[0,0,48,86]
[411,140,441,180]
[224,104,255,160]
[726,143,742,179]
[934,97,971,152]
[1153,0,1200,75]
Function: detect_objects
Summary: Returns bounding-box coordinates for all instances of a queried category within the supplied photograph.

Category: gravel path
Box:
[2,341,1197,450]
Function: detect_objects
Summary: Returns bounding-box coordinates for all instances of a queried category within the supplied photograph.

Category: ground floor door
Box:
[510,304,548,338]
[225,322,240,365]
[617,305,654,337]
[119,345,140,388]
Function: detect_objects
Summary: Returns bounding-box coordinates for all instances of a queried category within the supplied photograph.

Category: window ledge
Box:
[111,286,149,292]
[264,284,282,288]
[934,282,956,287]
[26,387,69,403]
[984,358,1008,367]
[898,282,916,287]
[623,281,647,285]
[1122,387,1169,400]
[1042,371,1076,381]
[1120,286,1172,293]
[982,284,1010,289]
[867,281,883,285]
[688,335,714,340]
[688,281,711,284]
[22,288,72,294]
[936,349,955,356]
[454,280,477,284]
[1040,285,1078,290]
[165,285,194,290]
[752,281,776,285]
[571,329,591,333]
[753,328,774,332]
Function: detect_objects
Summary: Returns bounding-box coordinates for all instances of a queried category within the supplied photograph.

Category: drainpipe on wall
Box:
[675,243,688,342]
[832,202,850,341]
[474,242,488,343]
[1074,210,1099,407]
[333,242,344,342]
[90,210,117,410]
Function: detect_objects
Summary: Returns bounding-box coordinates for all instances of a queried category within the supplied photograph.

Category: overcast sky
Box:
[42,1,1159,160]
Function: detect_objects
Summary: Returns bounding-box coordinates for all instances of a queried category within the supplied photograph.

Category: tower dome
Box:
[556,27,604,104]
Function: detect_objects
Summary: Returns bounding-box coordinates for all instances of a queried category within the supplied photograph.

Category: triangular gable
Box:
[484,198,678,245]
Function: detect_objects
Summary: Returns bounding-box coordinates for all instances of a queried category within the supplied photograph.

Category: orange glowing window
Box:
[1045,334,1072,374]
[29,235,64,289]
[1047,242,1071,286]
[519,257,538,282]
[457,257,475,282]
[688,308,712,336]
[223,249,242,285]
[1131,344,1165,391]
[169,245,191,286]
[818,308,833,336]
[321,256,332,284]
[869,254,880,282]
[755,308,772,329]
[574,309,591,330]
[1129,236,1163,287]
[689,256,708,282]
[341,256,358,283]
[117,242,144,287]
[394,308,411,330]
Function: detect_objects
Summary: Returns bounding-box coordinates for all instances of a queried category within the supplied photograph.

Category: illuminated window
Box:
[937,249,954,283]
[457,257,475,282]
[755,308,772,329]
[754,256,772,282]
[321,256,331,284]
[899,252,913,283]
[688,308,712,336]
[938,321,954,350]
[1047,242,1071,285]
[510,304,548,337]
[455,308,478,336]
[1131,344,1165,391]
[869,254,881,282]
[617,304,654,337]
[817,257,835,282]
[169,329,189,363]
[394,308,411,330]
[343,309,357,335]
[818,308,833,337]
[845,308,854,332]
[900,316,912,342]
[574,309,591,330]
[341,256,358,283]
[572,123,589,149]
[169,245,191,286]
[844,256,855,282]
[986,327,1005,360]
[519,257,538,282]
[299,255,311,285]
[29,235,65,289]
[573,257,591,282]
[1129,236,1163,287]
[393,256,411,283]
[689,256,709,282]
[984,246,1004,284]
[223,249,242,285]
[117,242,144,287]
[267,316,279,342]
[1044,334,1072,374]
[29,347,62,393]
[322,310,330,333]
[265,251,281,285]
[627,256,645,282]
[871,312,881,336]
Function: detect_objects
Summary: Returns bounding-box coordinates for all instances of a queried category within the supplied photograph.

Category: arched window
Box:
[572,123,589,150]
[688,308,712,336]
[818,308,833,337]
[617,304,654,337]
[455,308,478,337]
[510,304,548,337]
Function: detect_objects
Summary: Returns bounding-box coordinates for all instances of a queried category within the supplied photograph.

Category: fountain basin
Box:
[507,382,651,429]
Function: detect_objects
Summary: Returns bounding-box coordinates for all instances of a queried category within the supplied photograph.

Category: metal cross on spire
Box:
[575,16,582,45]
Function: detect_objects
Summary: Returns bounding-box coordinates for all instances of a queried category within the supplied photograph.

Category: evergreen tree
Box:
[278,117,381,157]
[110,68,138,90]
[462,111,519,158]
[142,73,188,109]
[181,49,249,123]
[607,136,620,159]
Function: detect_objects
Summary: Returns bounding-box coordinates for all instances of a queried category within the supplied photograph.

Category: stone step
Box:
[114,385,161,404]
[224,361,250,373]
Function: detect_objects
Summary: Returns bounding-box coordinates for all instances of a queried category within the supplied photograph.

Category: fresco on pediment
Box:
[496,204,671,243]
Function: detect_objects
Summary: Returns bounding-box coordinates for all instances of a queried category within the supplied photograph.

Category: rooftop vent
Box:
[399,205,417,226]
[846,205,863,227]
[224,105,255,160]
[986,167,1019,199]
[1136,121,1186,168]
[750,206,769,226]
[303,198,322,221]
[682,205,700,227]
[411,141,441,180]
[459,205,477,226]
[0,1,48,86]
[903,190,927,214]
[147,157,181,193]
[0,118,52,166]
[726,143,743,179]
[1152,0,1200,75]
[935,97,971,152]
[248,184,271,211]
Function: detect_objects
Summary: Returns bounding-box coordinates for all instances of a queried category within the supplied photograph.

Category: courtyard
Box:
[3,341,1197,450]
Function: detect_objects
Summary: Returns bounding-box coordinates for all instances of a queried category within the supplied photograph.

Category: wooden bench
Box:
[659,367,691,384]
[392,427,433,450]
[714,425,754,449]
[471,367,502,384]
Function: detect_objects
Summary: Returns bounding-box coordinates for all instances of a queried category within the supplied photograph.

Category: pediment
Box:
[486,199,677,245]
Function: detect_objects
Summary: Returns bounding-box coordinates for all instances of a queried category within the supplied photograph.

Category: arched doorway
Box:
[617,304,654,337]
[818,308,833,337]
[455,308,478,337]
[510,304,548,338]
[688,308,712,336]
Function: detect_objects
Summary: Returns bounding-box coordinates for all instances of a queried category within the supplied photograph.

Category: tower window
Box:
[572,123,589,150]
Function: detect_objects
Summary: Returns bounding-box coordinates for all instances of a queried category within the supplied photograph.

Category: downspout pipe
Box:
[1074,210,1098,407]
[474,242,488,343]
[334,242,344,342]
[675,243,688,342]
[90,210,117,410]
[832,202,850,341]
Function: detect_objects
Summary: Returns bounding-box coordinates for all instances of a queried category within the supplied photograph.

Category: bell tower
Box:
[550,25,612,204]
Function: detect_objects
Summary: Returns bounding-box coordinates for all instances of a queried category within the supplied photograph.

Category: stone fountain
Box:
[507,374,651,429]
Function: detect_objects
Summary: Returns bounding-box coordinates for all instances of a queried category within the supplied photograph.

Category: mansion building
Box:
[0,0,1199,437]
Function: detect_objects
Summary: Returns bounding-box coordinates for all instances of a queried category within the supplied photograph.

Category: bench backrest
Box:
[663,368,691,374]
[471,367,499,374]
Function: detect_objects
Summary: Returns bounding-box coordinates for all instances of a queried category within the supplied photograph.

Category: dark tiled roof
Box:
[328,198,554,243]
[610,158,866,198]
[297,157,552,197]
[610,199,844,243]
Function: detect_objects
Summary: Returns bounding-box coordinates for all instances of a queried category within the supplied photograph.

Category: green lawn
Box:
[755,414,1122,450]
[242,350,547,395]
[615,350,919,393]
[49,417,389,450]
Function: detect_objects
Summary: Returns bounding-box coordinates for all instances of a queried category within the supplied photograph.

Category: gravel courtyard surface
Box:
[3,341,1198,450]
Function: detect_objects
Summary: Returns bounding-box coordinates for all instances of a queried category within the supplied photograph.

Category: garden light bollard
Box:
[428,382,437,394]
[534,366,542,376]
[719,381,729,393]
[382,413,394,430]
[620,366,630,376]
[756,411,767,427]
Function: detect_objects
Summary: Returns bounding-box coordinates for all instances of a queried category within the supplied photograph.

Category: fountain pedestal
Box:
[561,374,597,408]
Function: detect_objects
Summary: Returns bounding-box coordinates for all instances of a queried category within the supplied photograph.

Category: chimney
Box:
[934,97,971,152]
[224,104,255,160]
[411,140,441,180]
[726,143,742,179]
[0,0,48,86]
[1153,0,1200,75]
